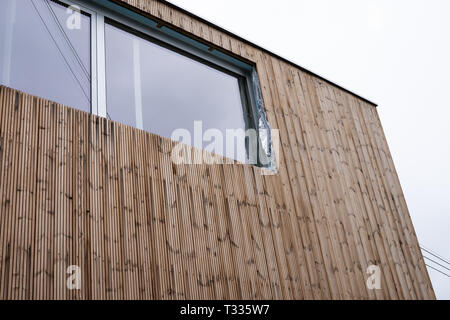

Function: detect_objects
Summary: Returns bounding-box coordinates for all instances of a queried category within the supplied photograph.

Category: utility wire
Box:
[425,263,450,278]
[421,245,450,266]
[421,244,450,264]
[421,244,450,263]
[423,255,450,273]
[44,0,91,80]
[45,0,90,78]
[420,244,450,278]
[30,0,91,103]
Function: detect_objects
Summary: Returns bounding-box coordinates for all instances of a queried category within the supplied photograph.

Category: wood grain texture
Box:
[0,0,434,300]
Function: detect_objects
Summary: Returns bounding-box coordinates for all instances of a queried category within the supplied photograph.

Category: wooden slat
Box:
[0,0,435,301]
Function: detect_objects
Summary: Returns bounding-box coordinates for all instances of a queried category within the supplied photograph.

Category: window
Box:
[0,0,274,168]
[104,21,250,162]
[0,0,91,112]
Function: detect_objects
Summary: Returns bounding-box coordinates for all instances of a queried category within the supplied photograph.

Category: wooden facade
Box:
[0,0,434,300]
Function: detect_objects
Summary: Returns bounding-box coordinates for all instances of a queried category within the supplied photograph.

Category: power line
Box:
[425,263,450,278]
[30,0,91,103]
[421,244,450,264]
[420,245,450,266]
[44,0,90,80]
[423,255,450,272]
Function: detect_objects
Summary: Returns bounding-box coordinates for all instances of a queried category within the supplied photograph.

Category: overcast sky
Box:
[168,0,450,299]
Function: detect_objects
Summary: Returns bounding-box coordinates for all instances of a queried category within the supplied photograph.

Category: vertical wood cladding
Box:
[0,0,434,300]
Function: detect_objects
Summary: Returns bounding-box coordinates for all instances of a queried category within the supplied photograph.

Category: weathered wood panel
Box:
[0,0,434,300]
[0,81,434,299]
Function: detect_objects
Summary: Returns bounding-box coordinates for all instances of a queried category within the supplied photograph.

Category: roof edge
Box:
[108,0,377,106]
[158,0,377,107]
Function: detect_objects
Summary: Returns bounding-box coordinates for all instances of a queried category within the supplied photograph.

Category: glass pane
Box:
[105,23,247,162]
[104,24,136,127]
[0,0,91,112]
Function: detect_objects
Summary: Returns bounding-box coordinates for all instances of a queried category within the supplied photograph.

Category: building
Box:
[0,0,435,299]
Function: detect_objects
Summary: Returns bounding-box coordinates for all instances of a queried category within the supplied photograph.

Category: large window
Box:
[0,0,273,167]
[104,21,250,162]
[0,0,91,112]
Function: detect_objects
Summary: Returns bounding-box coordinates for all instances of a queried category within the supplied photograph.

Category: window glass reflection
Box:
[0,0,91,112]
[105,23,248,162]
